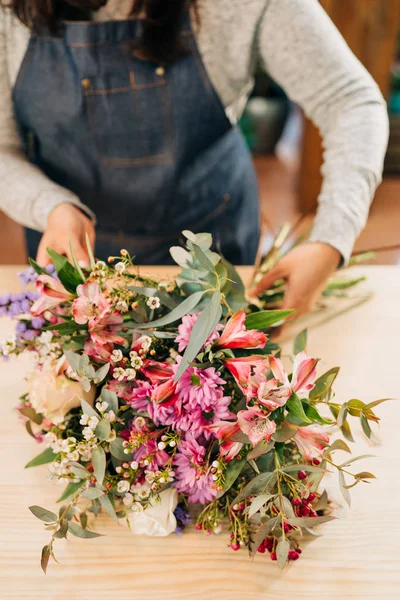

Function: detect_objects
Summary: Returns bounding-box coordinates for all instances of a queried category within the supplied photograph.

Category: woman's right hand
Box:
[36,203,96,267]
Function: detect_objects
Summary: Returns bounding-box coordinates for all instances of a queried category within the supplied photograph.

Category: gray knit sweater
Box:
[0,0,389,262]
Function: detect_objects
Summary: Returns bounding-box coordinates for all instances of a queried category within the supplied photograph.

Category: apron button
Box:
[155,66,165,77]
[81,78,92,89]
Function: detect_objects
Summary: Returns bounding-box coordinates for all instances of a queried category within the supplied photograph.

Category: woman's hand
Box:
[36,203,95,267]
[249,242,342,316]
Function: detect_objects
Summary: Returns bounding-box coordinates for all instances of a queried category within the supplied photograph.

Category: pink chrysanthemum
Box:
[175,313,222,352]
[127,380,154,412]
[174,439,217,504]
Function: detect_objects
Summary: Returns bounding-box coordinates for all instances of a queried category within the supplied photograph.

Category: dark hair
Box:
[10,0,198,63]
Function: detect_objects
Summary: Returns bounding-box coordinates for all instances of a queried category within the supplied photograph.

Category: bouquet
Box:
[1,230,387,573]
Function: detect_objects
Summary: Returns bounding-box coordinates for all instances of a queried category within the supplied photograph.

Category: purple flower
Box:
[23,330,37,341]
[20,299,31,313]
[8,301,22,317]
[18,267,38,286]
[31,317,45,329]
[0,294,10,306]
[15,322,27,334]
[26,291,40,302]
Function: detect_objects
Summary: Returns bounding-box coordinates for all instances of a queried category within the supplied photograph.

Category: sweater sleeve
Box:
[0,10,96,231]
[257,0,389,263]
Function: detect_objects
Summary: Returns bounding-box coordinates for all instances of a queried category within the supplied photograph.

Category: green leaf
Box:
[68,235,85,282]
[110,437,129,461]
[28,257,48,276]
[56,480,85,503]
[99,494,118,521]
[248,493,275,518]
[58,505,75,520]
[293,329,307,354]
[314,489,329,511]
[272,421,297,442]
[281,464,325,474]
[232,472,277,505]
[360,414,373,439]
[85,233,96,270]
[136,291,204,329]
[93,363,110,384]
[327,439,352,454]
[92,447,106,485]
[245,310,294,330]
[247,440,274,460]
[309,367,340,401]
[354,471,376,480]
[41,544,51,574]
[193,243,216,272]
[29,506,58,523]
[54,518,69,539]
[95,419,111,441]
[45,320,85,335]
[81,488,104,500]
[276,537,290,569]
[101,389,118,414]
[80,397,99,418]
[365,398,392,410]
[174,291,222,382]
[218,451,248,497]
[302,401,334,425]
[339,454,376,468]
[46,247,83,293]
[25,448,57,469]
[80,513,88,529]
[338,470,351,507]
[286,394,312,424]
[287,515,336,527]
[337,404,348,427]
[249,517,279,558]
[18,407,43,425]
[68,522,104,539]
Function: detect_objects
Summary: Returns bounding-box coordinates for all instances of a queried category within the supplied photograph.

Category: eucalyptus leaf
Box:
[101,389,119,413]
[25,448,57,469]
[29,505,57,523]
[287,515,336,527]
[314,489,328,511]
[56,480,85,503]
[293,329,307,354]
[218,452,248,497]
[339,454,376,468]
[68,522,104,539]
[281,464,325,474]
[327,439,352,454]
[248,493,275,517]
[174,291,222,382]
[80,397,99,418]
[95,419,111,442]
[41,544,51,574]
[276,537,290,569]
[93,363,110,384]
[92,447,106,485]
[193,243,216,272]
[232,471,277,505]
[54,518,69,539]
[110,437,129,461]
[338,470,351,507]
[272,422,297,443]
[360,414,373,439]
[136,290,204,329]
[247,440,274,460]
[81,488,104,500]
[99,494,118,521]
[249,517,279,558]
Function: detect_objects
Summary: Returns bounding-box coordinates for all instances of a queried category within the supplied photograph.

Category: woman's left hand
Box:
[249,242,342,316]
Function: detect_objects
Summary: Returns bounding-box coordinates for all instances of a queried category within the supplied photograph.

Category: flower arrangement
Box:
[1,230,387,573]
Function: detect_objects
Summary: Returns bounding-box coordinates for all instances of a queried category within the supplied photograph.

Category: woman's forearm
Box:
[259,0,389,263]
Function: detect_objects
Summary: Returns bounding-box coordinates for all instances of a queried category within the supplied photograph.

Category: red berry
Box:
[231,542,240,551]
[106,483,112,490]
[270,552,277,561]
[288,551,299,561]
[298,471,307,480]
[205,530,212,536]
[292,498,302,506]
[265,538,273,551]
[313,458,321,466]
[308,492,316,503]
[258,545,266,554]
[296,509,302,517]
[310,510,318,518]
[301,506,311,516]
[195,524,202,531]
[238,503,245,511]
[283,522,291,533]
[297,548,303,554]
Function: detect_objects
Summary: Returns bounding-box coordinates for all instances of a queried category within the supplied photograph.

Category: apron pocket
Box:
[84,68,174,167]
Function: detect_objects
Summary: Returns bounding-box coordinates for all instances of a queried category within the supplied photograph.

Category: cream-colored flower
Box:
[26,358,95,423]
[120,488,178,537]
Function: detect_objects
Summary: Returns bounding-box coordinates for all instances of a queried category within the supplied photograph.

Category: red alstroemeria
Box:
[269,351,319,396]
[89,313,126,346]
[214,309,267,350]
[142,360,175,384]
[237,407,276,446]
[207,420,243,461]
[224,355,269,401]
[293,424,329,461]
[31,275,74,316]
[71,282,110,325]
[84,339,114,364]
[151,377,177,406]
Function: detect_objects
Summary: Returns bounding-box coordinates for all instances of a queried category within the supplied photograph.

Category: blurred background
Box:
[0,0,399,265]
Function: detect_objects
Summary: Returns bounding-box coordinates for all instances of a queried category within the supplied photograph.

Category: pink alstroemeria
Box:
[89,313,126,346]
[151,378,177,405]
[31,275,74,316]
[269,351,319,396]
[257,378,292,411]
[214,309,267,350]
[71,282,110,325]
[237,408,276,446]
[142,360,174,384]
[84,339,113,364]
[224,355,269,401]
[293,425,329,461]
[207,420,243,461]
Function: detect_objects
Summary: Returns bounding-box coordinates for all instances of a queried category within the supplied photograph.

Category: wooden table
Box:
[0,265,399,600]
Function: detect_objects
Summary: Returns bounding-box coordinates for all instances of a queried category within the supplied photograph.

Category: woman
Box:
[0,0,388,313]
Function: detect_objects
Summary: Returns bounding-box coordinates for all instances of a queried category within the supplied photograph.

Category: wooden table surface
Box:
[0,265,399,600]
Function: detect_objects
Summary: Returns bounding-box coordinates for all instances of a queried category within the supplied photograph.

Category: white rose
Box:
[26,358,95,423]
[121,488,178,537]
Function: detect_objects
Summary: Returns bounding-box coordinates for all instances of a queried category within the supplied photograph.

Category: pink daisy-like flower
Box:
[175,313,222,352]
[174,439,218,504]
[127,380,154,412]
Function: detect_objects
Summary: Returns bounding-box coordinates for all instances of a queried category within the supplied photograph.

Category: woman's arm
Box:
[0,10,96,263]
[251,0,389,309]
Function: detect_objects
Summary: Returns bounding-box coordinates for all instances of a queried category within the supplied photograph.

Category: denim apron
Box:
[13,15,260,265]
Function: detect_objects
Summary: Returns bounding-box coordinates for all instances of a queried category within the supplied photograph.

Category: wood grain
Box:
[0,265,399,600]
